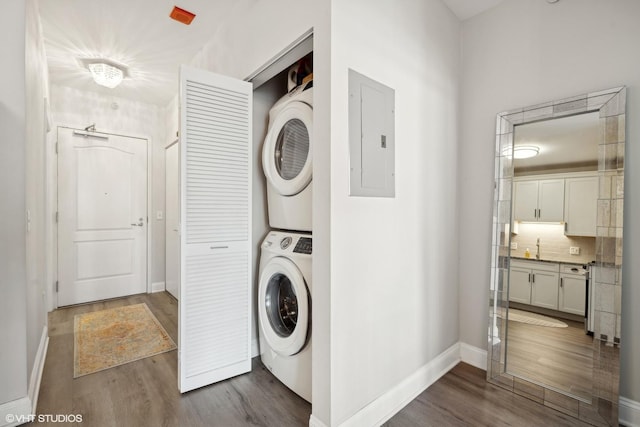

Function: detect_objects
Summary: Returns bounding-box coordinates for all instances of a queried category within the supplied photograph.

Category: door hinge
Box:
[55,141,58,154]
[55,281,58,292]
[55,211,59,223]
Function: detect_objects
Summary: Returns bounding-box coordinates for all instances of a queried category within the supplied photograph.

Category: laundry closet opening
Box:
[249,34,314,403]
[168,32,314,400]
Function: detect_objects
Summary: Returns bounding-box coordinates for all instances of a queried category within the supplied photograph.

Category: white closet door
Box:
[178,66,253,393]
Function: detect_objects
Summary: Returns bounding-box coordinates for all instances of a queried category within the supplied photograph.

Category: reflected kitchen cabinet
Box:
[564,175,598,237]
[509,260,559,310]
[513,179,564,222]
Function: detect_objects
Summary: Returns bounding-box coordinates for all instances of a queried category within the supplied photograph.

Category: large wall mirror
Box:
[487,87,626,426]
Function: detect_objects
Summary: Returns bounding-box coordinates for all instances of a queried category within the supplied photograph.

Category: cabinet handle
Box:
[560,278,563,288]
[532,273,535,283]
[528,273,531,283]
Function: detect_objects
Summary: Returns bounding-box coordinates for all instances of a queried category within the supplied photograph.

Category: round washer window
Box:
[274,118,309,180]
[265,273,298,337]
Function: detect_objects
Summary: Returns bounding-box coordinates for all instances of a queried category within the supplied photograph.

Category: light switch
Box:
[156,210,164,220]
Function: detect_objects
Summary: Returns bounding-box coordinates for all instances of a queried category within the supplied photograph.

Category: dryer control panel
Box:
[293,237,312,255]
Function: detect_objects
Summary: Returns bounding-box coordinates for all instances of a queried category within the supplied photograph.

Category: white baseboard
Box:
[151,282,165,293]
[459,342,487,370]
[620,397,640,427]
[309,414,328,427]
[0,397,32,427]
[338,342,461,427]
[0,326,49,427]
[28,326,48,413]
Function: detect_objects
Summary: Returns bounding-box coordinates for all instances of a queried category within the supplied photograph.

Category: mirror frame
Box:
[487,87,626,426]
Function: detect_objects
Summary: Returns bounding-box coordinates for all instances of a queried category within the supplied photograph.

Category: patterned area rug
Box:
[74,303,176,378]
[498,308,568,328]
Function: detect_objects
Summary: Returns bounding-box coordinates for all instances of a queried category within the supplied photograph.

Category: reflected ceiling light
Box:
[78,58,129,89]
[513,146,540,159]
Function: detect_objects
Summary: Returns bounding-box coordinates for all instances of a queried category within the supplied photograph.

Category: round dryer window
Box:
[258,257,309,356]
[274,118,309,180]
[262,101,313,196]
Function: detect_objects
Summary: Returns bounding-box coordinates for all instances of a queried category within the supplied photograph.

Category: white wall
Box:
[458,0,640,404]
[0,0,28,405]
[49,85,166,289]
[24,0,49,391]
[329,0,460,424]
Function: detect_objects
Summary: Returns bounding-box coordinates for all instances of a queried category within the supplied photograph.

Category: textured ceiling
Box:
[38,0,238,106]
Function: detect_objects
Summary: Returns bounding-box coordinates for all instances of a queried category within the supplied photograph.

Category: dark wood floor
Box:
[506,318,593,400]
[31,292,591,426]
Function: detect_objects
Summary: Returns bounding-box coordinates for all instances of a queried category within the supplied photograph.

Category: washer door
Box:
[258,256,310,356]
[262,101,313,196]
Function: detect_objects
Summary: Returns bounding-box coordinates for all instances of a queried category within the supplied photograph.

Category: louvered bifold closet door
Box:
[178,66,252,393]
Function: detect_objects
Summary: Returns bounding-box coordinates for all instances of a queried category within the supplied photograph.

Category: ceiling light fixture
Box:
[513,146,540,159]
[78,58,129,89]
[87,62,124,88]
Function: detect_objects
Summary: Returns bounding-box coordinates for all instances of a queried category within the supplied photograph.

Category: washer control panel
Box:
[293,237,312,255]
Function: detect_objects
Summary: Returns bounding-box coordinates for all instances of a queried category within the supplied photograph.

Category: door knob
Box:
[131,217,144,227]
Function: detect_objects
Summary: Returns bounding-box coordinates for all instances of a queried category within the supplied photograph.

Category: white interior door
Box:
[165,141,180,300]
[57,128,147,306]
[178,66,252,393]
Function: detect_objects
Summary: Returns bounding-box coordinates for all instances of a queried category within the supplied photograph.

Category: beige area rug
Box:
[498,308,568,328]
[74,303,176,378]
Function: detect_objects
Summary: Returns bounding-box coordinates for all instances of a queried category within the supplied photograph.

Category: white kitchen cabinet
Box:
[530,270,560,310]
[509,260,559,310]
[513,179,564,222]
[509,266,533,304]
[564,176,598,237]
[559,265,587,316]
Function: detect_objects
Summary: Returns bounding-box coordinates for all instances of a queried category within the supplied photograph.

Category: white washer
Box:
[262,82,313,232]
[258,230,312,402]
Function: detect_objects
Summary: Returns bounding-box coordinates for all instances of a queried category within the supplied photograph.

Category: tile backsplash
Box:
[510,222,595,264]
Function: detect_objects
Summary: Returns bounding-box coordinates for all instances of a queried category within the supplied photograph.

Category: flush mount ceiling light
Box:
[513,145,540,159]
[78,58,129,89]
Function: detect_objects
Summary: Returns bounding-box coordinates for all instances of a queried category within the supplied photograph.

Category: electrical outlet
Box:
[511,242,518,250]
[569,246,580,255]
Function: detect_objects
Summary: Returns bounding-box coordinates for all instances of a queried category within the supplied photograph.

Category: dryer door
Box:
[262,102,313,196]
[258,256,310,356]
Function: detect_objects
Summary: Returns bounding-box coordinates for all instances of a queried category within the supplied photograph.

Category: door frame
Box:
[164,138,179,300]
[47,126,151,310]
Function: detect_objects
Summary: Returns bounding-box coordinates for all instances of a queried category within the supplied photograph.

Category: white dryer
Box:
[262,82,313,232]
[258,230,312,402]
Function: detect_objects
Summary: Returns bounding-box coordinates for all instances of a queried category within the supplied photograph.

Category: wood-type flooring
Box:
[506,317,594,400]
[31,292,591,426]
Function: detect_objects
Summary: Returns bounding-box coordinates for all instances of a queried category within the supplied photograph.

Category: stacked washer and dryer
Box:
[258,63,313,402]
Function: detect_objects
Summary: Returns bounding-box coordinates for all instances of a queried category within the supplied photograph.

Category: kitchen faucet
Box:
[536,237,540,260]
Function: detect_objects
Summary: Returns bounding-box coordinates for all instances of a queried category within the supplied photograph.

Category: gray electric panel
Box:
[348,69,395,197]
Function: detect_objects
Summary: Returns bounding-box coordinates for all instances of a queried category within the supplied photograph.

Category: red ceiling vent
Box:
[170,6,196,25]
